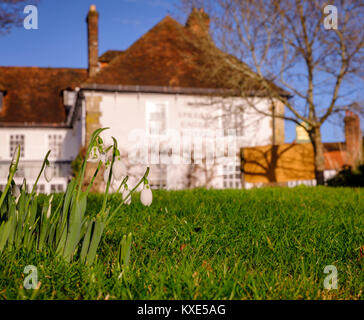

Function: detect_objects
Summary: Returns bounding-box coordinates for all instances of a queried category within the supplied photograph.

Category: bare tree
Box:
[0,0,38,34]
[179,0,364,185]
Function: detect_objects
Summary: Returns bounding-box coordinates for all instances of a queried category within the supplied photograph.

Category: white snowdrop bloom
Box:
[100,152,107,164]
[120,185,131,205]
[12,184,20,198]
[111,179,119,192]
[104,165,114,184]
[21,179,27,193]
[11,145,20,165]
[44,165,54,183]
[140,184,152,206]
[47,195,53,219]
[113,159,127,181]
[122,189,131,205]
[88,146,100,163]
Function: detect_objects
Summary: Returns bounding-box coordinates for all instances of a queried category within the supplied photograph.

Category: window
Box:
[146,102,167,136]
[33,184,45,193]
[149,164,167,189]
[14,165,25,178]
[223,163,242,189]
[9,134,25,158]
[223,111,244,137]
[63,90,77,106]
[48,134,63,159]
[49,164,60,178]
[50,184,64,193]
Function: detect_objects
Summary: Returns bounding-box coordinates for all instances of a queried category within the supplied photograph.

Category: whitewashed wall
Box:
[0,106,83,193]
[0,127,80,162]
[84,91,274,190]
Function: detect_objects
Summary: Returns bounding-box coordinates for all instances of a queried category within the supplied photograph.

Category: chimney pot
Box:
[186,7,210,37]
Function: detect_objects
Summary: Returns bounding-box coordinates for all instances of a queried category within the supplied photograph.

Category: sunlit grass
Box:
[0,186,362,300]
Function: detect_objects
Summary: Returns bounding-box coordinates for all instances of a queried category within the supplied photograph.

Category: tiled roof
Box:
[0,67,87,125]
[85,16,204,88]
[323,142,346,152]
[323,142,349,170]
[98,50,124,63]
[324,150,348,170]
[0,12,287,126]
[84,16,286,95]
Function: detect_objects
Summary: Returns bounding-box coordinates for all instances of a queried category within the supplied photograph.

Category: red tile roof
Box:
[324,150,348,170]
[0,67,87,125]
[0,13,286,126]
[98,50,124,63]
[85,16,206,88]
[84,16,286,95]
[323,142,350,170]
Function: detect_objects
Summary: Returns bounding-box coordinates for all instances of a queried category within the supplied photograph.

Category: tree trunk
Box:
[310,126,325,186]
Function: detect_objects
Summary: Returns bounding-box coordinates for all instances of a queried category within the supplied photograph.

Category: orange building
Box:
[242,111,362,187]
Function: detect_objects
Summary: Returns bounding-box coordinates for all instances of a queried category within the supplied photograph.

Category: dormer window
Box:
[63,90,77,107]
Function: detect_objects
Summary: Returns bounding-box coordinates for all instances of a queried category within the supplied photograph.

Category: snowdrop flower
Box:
[21,178,27,193]
[88,146,100,163]
[44,164,54,183]
[140,183,152,206]
[100,152,107,164]
[12,184,20,198]
[113,158,127,181]
[11,145,20,166]
[47,195,53,219]
[121,185,131,205]
[104,165,114,184]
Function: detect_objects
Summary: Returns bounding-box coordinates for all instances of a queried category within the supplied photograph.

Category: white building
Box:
[0,6,285,192]
[0,68,86,193]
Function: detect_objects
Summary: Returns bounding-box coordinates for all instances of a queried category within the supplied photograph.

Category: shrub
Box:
[327,164,364,187]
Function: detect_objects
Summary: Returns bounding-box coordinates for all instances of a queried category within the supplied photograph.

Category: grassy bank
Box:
[0,186,363,299]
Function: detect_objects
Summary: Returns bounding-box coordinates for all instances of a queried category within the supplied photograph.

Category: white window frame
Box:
[47,133,63,160]
[149,164,167,189]
[222,159,242,189]
[9,134,25,158]
[146,101,168,136]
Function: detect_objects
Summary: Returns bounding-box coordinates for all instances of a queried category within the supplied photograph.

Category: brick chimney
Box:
[87,4,99,78]
[344,110,362,167]
[186,7,210,37]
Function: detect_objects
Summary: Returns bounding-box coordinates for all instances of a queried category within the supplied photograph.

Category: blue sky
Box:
[0,0,353,143]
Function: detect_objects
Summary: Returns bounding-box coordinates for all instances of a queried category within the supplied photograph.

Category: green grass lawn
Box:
[0,186,363,300]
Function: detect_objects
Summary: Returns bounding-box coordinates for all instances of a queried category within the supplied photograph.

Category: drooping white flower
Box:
[44,164,54,183]
[113,158,127,181]
[121,185,131,205]
[88,146,100,163]
[100,152,107,164]
[140,184,152,206]
[103,165,114,184]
